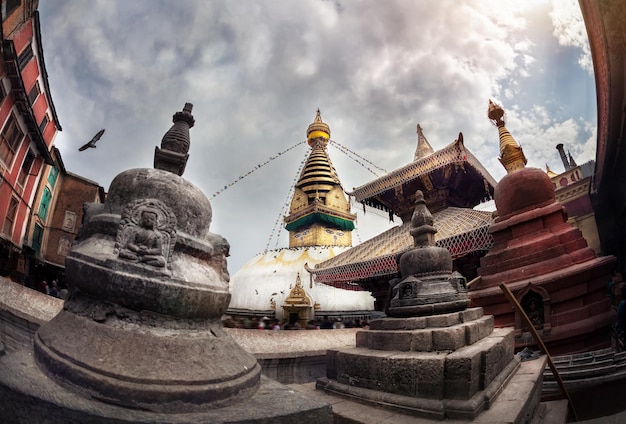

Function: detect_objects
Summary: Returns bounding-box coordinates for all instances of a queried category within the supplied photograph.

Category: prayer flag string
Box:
[209,141,306,200]
[329,139,387,176]
[264,148,310,253]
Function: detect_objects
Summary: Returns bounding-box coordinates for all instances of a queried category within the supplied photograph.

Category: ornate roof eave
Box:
[284,202,356,226]
[33,11,61,131]
[308,207,494,285]
[349,137,497,203]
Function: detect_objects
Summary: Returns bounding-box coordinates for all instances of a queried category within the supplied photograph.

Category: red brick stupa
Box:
[469,100,615,355]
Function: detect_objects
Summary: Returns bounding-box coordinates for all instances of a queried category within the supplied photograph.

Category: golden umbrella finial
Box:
[306,109,331,146]
[487,100,527,174]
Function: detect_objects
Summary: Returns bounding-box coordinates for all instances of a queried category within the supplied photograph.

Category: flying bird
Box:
[78,129,105,151]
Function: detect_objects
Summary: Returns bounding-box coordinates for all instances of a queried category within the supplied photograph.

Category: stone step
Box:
[358,314,494,352]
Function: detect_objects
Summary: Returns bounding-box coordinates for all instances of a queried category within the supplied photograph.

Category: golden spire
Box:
[488,99,527,174]
[414,124,435,160]
[306,109,331,146]
[284,110,356,248]
[545,164,558,178]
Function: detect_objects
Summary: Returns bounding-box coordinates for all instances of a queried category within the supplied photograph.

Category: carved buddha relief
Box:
[115,199,176,268]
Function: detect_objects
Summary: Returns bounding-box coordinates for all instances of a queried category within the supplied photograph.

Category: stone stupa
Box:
[0,104,332,423]
[316,190,522,420]
[470,100,615,355]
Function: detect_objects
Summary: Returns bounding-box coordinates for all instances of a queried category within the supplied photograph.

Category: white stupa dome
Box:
[228,246,374,320]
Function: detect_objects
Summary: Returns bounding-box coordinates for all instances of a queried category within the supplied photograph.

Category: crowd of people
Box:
[222,315,369,330]
[30,277,67,300]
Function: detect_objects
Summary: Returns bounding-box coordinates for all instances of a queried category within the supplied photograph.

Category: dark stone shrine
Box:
[0,104,332,423]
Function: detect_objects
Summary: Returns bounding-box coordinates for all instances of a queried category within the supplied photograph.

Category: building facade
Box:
[0,1,61,281]
[24,146,104,286]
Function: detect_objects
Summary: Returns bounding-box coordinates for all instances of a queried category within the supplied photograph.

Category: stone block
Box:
[334,349,391,390]
[444,379,480,400]
[432,325,466,351]
[368,331,412,351]
[326,349,338,379]
[401,316,428,330]
[464,315,494,345]
[368,319,384,330]
[460,307,483,322]
[445,346,482,381]
[426,311,461,328]
[482,328,515,388]
[381,318,408,330]
[355,330,369,348]
[444,344,483,399]
[410,329,433,352]
[414,353,446,399]
[380,356,418,396]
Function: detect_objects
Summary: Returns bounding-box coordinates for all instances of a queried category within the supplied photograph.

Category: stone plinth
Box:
[0,349,332,424]
[318,308,519,420]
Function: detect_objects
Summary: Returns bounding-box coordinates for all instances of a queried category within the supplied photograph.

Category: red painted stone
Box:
[470,167,616,355]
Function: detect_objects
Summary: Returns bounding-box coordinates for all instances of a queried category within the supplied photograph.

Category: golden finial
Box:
[487,100,527,174]
[546,164,557,178]
[306,109,331,146]
[414,124,434,160]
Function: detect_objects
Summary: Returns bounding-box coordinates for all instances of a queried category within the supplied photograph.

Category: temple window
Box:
[0,113,25,168]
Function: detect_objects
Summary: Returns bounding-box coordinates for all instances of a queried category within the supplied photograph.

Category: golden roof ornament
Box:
[414,124,435,160]
[306,109,331,146]
[283,273,312,306]
[488,100,527,174]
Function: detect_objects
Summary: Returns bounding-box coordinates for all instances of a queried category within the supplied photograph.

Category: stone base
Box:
[319,308,519,421]
[319,352,519,420]
[0,348,333,424]
[317,356,549,422]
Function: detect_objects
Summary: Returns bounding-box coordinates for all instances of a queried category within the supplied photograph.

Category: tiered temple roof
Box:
[309,128,497,291]
[350,133,496,221]
[308,207,494,287]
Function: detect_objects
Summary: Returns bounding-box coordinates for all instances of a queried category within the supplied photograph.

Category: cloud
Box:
[550,0,593,73]
[37,0,596,272]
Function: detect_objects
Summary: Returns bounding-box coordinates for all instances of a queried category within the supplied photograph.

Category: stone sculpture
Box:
[318,189,519,420]
[387,190,470,317]
[116,199,176,268]
[0,104,332,423]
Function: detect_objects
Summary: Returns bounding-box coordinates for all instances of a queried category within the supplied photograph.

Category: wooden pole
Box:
[499,283,579,422]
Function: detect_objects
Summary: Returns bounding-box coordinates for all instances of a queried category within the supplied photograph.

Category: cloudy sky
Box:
[37,0,596,273]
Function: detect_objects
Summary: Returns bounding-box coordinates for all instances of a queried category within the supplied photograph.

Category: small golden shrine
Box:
[282,273,316,327]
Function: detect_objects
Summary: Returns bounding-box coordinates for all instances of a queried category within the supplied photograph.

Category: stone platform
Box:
[317,308,519,420]
[308,356,567,423]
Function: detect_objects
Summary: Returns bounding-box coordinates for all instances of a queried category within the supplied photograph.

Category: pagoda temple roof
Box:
[309,207,494,286]
[349,135,497,220]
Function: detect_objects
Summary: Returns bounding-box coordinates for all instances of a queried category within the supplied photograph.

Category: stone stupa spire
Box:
[488,100,527,174]
[413,124,435,160]
[154,102,195,176]
[387,190,470,317]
